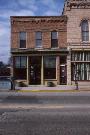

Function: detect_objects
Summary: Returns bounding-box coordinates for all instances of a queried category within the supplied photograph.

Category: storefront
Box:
[12,50,68,86]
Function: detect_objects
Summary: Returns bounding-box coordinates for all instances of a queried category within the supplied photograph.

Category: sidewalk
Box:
[0,85,90,92]
[16,85,90,92]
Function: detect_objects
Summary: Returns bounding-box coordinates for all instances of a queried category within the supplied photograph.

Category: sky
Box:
[0,0,64,64]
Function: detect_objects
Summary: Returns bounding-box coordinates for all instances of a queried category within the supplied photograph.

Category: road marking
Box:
[0,104,64,109]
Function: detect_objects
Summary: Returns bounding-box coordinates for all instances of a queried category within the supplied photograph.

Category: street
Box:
[0,92,90,135]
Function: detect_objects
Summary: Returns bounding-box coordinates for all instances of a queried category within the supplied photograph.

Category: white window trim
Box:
[19,32,27,49]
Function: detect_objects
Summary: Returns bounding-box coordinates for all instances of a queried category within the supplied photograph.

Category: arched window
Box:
[81,20,89,42]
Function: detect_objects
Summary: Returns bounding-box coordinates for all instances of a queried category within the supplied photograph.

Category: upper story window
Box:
[51,31,58,48]
[19,32,26,48]
[81,20,89,42]
[36,32,42,48]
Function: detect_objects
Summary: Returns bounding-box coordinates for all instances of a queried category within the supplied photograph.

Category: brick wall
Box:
[64,8,90,43]
[11,16,67,49]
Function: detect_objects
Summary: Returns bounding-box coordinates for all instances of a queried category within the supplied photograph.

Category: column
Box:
[56,56,60,85]
[67,50,71,85]
[41,56,44,85]
[11,55,14,77]
[27,56,29,85]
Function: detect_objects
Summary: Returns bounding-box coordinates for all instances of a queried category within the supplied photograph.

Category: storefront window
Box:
[14,56,27,79]
[71,52,90,81]
[44,56,56,79]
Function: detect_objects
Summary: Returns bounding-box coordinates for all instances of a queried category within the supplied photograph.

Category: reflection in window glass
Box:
[44,57,56,79]
[36,32,42,48]
[51,31,58,48]
[19,32,26,48]
[15,57,20,68]
[71,51,90,81]
[21,57,27,68]
[14,56,27,80]
[81,20,89,42]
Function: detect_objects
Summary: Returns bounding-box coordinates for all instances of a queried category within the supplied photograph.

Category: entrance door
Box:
[60,65,67,85]
[30,57,41,85]
[60,56,67,85]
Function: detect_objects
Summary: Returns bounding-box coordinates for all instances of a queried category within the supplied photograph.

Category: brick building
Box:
[63,0,90,86]
[11,0,90,87]
[11,16,68,86]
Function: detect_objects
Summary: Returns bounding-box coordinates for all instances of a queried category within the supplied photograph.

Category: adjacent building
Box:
[11,0,90,87]
[63,0,90,86]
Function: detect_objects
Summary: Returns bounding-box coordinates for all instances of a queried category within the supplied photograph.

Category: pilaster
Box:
[56,56,60,85]
[67,50,71,85]
[41,56,44,85]
[27,56,29,85]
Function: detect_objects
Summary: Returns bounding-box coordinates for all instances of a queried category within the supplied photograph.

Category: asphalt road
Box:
[0,92,90,135]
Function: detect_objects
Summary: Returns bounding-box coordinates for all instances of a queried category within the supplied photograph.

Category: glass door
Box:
[30,57,41,85]
[60,56,67,85]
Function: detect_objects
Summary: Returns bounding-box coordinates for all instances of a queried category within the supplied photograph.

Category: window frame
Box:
[14,56,27,80]
[71,51,90,81]
[35,31,42,48]
[81,20,89,42]
[19,32,27,49]
[44,56,56,79]
[14,56,27,68]
[51,31,58,48]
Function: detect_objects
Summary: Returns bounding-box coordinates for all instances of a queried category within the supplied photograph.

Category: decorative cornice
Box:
[11,16,67,25]
[63,0,90,14]
[67,0,90,8]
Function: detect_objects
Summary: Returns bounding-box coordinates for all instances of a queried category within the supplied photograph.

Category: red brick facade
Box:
[11,16,67,49]
[10,0,90,87]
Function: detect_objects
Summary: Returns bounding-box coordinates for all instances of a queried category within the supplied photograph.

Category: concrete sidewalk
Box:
[18,85,76,91]
[0,84,90,92]
[16,85,90,92]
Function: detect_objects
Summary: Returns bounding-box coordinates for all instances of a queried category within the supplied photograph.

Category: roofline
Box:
[10,15,67,18]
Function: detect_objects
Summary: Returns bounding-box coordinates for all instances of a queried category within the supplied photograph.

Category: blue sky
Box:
[0,0,64,63]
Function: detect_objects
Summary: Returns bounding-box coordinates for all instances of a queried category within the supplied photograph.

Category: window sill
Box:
[35,47,43,49]
[81,41,90,44]
[19,48,27,49]
[51,47,59,49]
[44,79,57,80]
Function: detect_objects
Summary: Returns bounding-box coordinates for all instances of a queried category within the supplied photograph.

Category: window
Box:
[14,56,27,79]
[71,52,90,81]
[19,32,26,48]
[71,63,90,81]
[36,32,42,48]
[81,20,89,42]
[51,31,58,48]
[15,56,27,68]
[71,51,90,61]
[44,56,56,79]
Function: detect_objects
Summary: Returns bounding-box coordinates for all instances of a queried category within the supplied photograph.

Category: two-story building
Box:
[63,0,90,86]
[11,16,68,86]
[11,0,90,87]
